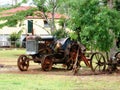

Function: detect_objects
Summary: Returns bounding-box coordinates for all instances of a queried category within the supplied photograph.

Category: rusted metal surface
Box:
[17,35,107,75]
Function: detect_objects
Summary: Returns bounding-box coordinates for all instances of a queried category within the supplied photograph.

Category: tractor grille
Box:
[26,40,38,55]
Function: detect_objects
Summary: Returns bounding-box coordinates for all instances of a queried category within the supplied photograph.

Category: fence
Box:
[0,41,26,48]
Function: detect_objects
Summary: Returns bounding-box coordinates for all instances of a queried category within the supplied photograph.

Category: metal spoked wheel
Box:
[17,55,29,71]
[90,52,106,72]
[41,56,53,71]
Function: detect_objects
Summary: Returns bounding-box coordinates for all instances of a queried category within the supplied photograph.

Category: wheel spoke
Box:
[90,52,106,72]
[95,54,99,62]
[94,64,99,71]
[91,59,97,63]
[17,55,29,71]
[98,55,102,61]
[20,62,23,66]
[23,65,27,69]
[22,64,24,69]
[42,56,53,71]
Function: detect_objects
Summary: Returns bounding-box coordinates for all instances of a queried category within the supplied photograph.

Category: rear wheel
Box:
[41,56,53,71]
[90,52,106,72]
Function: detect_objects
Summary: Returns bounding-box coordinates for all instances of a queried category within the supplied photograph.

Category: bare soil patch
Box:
[1,63,120,76]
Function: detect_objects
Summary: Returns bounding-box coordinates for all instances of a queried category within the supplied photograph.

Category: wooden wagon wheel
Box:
[90,52,106,72]
[17,55,29,71]
[41,55,53,71]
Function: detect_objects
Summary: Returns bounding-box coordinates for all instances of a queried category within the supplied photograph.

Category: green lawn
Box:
[0,74,120,90]
[0,48,26,59]
[0,49,120,90]
[0,48,26,65]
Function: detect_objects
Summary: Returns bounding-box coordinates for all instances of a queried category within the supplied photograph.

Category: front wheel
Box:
[90,52,106,72]
[17,55,29,71]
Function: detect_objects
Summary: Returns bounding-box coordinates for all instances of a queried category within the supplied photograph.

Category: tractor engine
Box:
[26,35,41,55]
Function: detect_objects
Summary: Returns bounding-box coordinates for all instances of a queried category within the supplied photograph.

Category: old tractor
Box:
[17,35,107,75]
[17,35,73,71]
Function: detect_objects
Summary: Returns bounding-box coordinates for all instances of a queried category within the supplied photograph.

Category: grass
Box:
[0,74,120,90]
[0,74,75,90]
[0,48,26,59]
[0,48,26,65]
[0,49,120,90]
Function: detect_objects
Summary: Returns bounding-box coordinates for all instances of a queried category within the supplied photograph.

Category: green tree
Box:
[68,0,120,52]
[9,30,23,47]
[58,17,68,30]
[0,7,37,28]
[52,17,68,39]
[21,0,27,3]
[115,0,120,11]
[0,0,67,35]
[52,29,67,39]
[33,0,66,33]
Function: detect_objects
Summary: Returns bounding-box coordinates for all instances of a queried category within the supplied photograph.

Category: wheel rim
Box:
[42,56,53,71]
[90,52,106,72]
[17,55,29,71]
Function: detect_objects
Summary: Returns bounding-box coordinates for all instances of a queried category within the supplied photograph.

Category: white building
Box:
[0,6,67,47]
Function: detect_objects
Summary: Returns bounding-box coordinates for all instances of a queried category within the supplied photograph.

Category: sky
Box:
[0,0,11,5]
[0,0,35,6]
[0,0,22,5]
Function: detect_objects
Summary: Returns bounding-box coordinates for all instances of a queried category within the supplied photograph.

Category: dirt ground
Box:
[0,61,120,76]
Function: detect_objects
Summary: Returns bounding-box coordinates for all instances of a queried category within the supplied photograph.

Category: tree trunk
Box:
[108,0,113,9]
[107,0,116,60]
[51,0,57,32]
[109,39,117,59]
[15,0,18,5]
[51,8,55,32]
[107,0,118,72]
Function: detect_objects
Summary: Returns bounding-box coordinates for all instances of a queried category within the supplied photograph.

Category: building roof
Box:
[26,11,67,19]
[0,6,67,35]
[0,6,67,19]
[0,6,31,17]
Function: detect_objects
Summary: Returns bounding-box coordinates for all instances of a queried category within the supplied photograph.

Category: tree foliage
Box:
[52,17,68,39]
[52,29,67,39]
[9,30,23,47]
[33,0,66,33]
[68,0,120,52]
[9,30,23,41]
[0,7,37,28]
[1,0,120,52]
[115,0,120,11]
